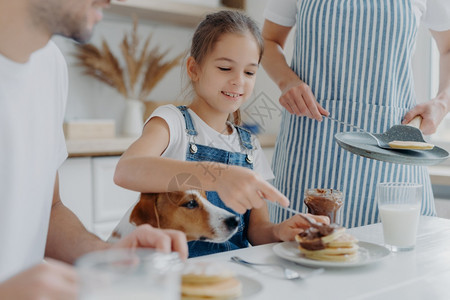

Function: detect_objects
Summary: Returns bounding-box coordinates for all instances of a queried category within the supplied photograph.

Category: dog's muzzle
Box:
[225,216,240,231]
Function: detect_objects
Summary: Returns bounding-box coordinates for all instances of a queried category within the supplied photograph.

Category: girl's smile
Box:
[222,91,243,99]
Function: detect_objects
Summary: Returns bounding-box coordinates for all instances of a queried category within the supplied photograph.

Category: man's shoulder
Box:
[32,40,66,67]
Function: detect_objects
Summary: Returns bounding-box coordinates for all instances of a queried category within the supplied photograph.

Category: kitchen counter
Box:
[428,165,450,186]
[66,136,139,157]
[66,134,278,157]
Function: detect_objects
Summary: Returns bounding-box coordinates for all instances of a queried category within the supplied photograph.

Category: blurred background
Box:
[55,0,450,240]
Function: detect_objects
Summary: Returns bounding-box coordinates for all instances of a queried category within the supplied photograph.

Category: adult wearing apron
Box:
[262,0,450,228]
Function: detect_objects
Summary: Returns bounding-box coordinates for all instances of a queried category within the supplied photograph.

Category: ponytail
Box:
[228,109,241,126]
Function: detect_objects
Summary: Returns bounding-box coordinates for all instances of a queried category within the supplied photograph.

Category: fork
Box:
[230,256,323,280]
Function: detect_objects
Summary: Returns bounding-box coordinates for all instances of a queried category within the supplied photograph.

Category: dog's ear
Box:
[129,193,159,227]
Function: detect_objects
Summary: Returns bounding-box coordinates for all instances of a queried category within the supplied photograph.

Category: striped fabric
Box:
[270,0,435,228]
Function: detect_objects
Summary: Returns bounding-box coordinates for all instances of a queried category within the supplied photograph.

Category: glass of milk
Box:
[376,182,422,252]
[75,248,182,300]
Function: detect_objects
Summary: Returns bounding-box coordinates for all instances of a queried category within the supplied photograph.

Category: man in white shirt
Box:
[0,1,188,298]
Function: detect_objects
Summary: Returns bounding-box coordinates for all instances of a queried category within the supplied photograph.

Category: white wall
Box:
[412,26,432,104]
[240,0,288,135]
[54,0,288,136]
[53,12,194,132]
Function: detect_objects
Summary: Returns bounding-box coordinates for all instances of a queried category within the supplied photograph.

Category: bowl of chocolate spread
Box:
[304,189,344,224]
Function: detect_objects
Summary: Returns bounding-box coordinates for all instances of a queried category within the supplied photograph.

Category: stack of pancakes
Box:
[181,262,241,300]
[295,223,359,262]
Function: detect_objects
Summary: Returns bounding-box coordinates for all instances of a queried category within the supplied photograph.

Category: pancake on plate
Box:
[181,262,242,300]
[388,140,434,150]
[295,223,359,262]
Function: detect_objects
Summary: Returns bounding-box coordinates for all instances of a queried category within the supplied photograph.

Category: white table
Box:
[191,216,450,300]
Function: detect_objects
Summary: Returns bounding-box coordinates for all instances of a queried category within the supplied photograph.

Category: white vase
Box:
[122,99,144,137]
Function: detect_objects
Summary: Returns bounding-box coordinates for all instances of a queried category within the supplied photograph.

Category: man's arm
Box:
[45,173,108,264]
[402,29,450,134]
[45,172,189,263]
[261,20,328,119]
[432,29,450,106]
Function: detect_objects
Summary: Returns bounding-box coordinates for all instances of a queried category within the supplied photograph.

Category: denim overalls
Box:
[178,106,254,258]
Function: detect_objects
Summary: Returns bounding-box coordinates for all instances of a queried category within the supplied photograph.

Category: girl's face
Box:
[189,32,260,117]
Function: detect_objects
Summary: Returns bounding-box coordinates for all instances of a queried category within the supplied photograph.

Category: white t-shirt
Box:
[0,41,68,281]
[149,105,274,181]
[264,0,450,31]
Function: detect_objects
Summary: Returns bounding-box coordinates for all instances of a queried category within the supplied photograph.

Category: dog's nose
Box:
[225,216,240,230]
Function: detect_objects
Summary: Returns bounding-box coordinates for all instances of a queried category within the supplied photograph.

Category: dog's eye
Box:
[182,200,199,209]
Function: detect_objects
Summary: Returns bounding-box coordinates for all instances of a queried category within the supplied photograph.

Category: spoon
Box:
[325,115,432,150]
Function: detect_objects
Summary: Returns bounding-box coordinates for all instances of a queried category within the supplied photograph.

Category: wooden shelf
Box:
[109,0,228,27]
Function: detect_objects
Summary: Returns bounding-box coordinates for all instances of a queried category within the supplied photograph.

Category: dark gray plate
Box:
[335,132,449,166]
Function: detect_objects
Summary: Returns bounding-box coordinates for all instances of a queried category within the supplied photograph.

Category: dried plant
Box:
[74,17,183,101]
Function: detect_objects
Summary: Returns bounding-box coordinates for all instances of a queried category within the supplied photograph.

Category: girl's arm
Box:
[114,117,289,214]
[247,204,329,245]
[261,20,328,120]
[402,29,450,134]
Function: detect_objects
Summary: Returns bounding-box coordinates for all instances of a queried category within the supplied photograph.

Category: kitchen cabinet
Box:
[262,147,275,165]
[108,0,245,27]
[59,156,138,241]
[58,157,93,230]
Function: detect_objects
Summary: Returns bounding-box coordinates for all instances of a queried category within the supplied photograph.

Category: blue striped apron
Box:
[270,0,435,228]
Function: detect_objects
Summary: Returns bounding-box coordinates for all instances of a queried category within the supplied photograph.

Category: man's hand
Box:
[112,224,189,260]
[280,79,329,121]
[0,259,78,300]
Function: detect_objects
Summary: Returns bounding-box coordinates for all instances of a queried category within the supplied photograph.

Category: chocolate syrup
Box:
[298,223,340,250]
[304,189,344,224]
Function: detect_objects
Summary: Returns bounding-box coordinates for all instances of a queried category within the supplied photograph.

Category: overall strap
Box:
[235,126,253,150]
[177,106,198,136]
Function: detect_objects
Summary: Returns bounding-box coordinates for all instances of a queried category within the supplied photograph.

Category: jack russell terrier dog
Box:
[108,190,240,243]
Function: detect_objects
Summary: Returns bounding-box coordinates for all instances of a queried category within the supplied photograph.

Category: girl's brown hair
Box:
[190,10,264,126]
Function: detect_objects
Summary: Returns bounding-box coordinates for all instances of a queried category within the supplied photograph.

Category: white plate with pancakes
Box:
[273,241,390,268]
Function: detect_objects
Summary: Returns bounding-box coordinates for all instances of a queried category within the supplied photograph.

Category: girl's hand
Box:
[274,214,330,242]
[402,97,449,135]
[213,165,289,214]
[280,79,329,121]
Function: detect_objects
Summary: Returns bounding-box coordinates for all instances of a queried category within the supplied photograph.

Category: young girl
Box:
[114,10,328,257]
